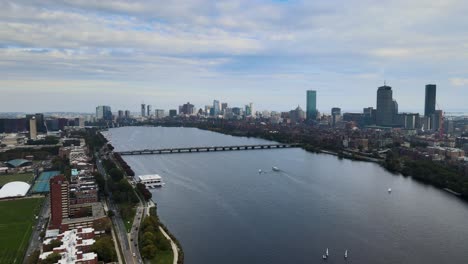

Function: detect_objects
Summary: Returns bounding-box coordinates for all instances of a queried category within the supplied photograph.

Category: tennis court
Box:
[31,171,61,193]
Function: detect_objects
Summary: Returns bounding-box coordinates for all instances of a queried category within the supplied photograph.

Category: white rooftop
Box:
[138,174,162,181]
[0,181,30,198]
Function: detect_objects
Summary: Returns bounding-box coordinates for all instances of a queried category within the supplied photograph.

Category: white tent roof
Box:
[0,181,31,198]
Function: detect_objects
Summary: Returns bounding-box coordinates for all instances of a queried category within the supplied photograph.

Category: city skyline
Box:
[1,1,468,113]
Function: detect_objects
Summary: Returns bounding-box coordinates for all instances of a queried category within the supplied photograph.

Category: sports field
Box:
[0,173,34,186]
[0,197,44,264]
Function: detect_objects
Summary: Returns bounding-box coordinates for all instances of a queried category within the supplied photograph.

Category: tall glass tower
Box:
[376,85,393,126]
[425,84,436,117]
[306,90,317,120]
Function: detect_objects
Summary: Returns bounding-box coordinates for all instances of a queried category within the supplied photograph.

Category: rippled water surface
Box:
[107,127,468,264]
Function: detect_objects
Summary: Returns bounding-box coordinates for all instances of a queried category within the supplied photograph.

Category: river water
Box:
[106,126,468,264]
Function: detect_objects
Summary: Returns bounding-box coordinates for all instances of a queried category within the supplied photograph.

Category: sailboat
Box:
[344,250,348,259]
[322,248,329,259]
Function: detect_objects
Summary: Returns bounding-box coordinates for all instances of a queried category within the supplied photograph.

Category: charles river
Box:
[107,126,468,264]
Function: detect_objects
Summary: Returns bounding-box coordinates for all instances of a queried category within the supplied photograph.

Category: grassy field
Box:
[0,173,34,186]
[0,198,44,264]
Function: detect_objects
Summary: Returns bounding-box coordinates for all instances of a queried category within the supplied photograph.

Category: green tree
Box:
[141,244,157,259]
[91,236,117,263]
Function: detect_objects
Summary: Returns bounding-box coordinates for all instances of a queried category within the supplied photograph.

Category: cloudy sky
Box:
[1,0,467,114]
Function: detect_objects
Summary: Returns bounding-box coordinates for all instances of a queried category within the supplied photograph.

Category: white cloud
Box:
[449,78,468,87]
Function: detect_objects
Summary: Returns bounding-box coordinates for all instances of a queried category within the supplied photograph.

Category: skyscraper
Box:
[376,85,394,126]
[306,90,317,121]
[96,106,112,121]
[124,110,131,118]
[425,84,436,117]
[331,107,341,127]
[147,105,152,117]
[213,100,220,116]
[49,175,69,230]
[249,102,255,117]
[141,104,146,117]
[29,116,37,139]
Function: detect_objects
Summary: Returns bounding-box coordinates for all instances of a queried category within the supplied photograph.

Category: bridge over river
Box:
[117,143,301,156]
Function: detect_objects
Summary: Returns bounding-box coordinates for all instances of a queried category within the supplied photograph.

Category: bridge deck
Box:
[117,143,300,155]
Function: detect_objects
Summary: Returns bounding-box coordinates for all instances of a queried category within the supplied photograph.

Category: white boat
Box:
[322,254,327,259]
[258,169,263,174]
[138,174,163,188]
[272,166,280,171]
[326,248,329,257]
[344,250,348,258]
[388,188,392,193]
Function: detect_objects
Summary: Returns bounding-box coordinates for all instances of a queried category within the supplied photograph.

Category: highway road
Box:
[96,154,143,264]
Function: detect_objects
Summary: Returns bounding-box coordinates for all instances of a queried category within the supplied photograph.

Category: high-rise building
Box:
[213,100,221,116]
[147,105,152,117]
[155,109,165,119]
[290,106,306,123]
[249,102,255,118]
[118,110,124,119]
[49,175,69,230]
[432,110,443,131]
[306,90,317,121]
[181,102,194,115]
[331,107,341,127]
[141,104,146,117]
[124,110,131,118]
[29,116,37,139]
[245,104,252,117]
[95,106,112,121]
[363,107,375,125]
[376,85,394,126]
[425,84,436,117]
[221,103,228,113]
[169,109,177,117]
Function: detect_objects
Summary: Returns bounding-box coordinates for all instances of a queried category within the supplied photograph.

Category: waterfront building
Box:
[95,106,112,121]
[306,90,317,121]
[181,102,195,115]
[138,174,163,188]
[125,110,131,118]
[169,109,177,117]
[141,104,146,117]
[376,85,394,126]
[155,109,165,119]
[425,84,436,117]
[29,116,37,139]
[118,110,124,119]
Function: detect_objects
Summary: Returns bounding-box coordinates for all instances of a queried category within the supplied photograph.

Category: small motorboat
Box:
[388,188,392,193]
[344,249,348,259]
[272,166,280,172]
[258,169,262,174]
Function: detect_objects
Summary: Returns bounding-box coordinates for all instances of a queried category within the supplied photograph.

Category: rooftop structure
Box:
[40,227,98,264]
[0,181,31,198]
[6,159,32,168]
